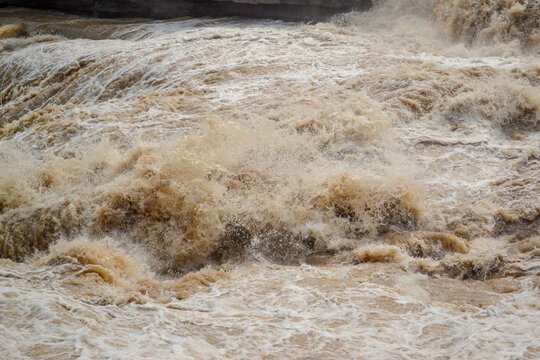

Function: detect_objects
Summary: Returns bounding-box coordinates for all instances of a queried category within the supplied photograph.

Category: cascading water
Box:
[1,1,539,358]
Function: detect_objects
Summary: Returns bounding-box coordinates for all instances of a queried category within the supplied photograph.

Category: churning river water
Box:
[0,0,539,358]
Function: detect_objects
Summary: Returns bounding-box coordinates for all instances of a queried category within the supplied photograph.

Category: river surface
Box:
[0,1,539,359]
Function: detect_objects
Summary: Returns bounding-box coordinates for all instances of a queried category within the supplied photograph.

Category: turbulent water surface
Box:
[0,0,539,358]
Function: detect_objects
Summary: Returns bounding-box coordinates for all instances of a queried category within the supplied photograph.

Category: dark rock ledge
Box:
[0,0,373,21]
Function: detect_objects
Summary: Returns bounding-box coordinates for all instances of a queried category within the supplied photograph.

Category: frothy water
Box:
[1,1,539,358]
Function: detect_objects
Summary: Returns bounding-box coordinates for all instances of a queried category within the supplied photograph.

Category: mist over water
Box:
[1,1,539,358]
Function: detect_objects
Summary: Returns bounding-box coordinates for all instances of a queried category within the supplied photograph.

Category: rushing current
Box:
[0,0,539,358]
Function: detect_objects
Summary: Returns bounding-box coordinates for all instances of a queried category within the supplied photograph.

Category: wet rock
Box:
[0,0,373,21]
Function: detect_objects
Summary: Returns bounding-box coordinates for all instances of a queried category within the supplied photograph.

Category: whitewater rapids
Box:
[0,1,539,358]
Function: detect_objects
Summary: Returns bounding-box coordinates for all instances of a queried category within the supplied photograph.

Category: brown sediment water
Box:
[1,1,539,358]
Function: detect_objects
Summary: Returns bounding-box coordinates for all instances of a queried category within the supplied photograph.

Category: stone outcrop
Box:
[0,0,372,21]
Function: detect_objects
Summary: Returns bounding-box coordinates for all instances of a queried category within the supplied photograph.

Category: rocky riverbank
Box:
[0,0,373,20]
